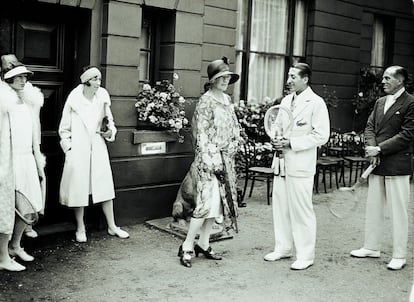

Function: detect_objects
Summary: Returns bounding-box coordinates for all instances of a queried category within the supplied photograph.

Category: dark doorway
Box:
[0,1,91,226]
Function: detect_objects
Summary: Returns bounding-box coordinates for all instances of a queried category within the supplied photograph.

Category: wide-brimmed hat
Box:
[207,57,239,84]
[4,65,33,79]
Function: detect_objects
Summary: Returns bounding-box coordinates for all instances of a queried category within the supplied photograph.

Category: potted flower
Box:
[135,79,189,142]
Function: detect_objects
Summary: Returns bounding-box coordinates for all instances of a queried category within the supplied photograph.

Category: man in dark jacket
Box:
[350,65,414,270]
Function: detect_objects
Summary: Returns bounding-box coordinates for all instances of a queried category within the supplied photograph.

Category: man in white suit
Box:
[264,63,330,270]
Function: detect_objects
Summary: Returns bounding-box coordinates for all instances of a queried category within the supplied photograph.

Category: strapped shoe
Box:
[9,247,34,262]
[350,248,380,258]
[108,227,129,239]
[290,259,313,270]
[177,245,192,268]
[0,258,26,271]
[387,258,406,270]
[264,251,292,262]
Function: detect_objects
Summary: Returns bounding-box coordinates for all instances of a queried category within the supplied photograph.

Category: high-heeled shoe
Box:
[177,245,192,268]
[194,244,222,260]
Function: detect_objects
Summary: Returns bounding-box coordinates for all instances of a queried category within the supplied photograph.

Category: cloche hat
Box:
[207,56,239,84]
[4,64,33,80]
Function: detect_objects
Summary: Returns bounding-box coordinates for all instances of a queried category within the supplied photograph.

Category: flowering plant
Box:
[234,97,274,142]
[135,79,189,142]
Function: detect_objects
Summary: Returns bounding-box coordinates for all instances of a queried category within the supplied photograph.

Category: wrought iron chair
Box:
[314,145,343,193]
[341,132,369,185]
[240,140,273,205]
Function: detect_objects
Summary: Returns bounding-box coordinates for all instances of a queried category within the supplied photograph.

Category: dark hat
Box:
[207,56,239,84]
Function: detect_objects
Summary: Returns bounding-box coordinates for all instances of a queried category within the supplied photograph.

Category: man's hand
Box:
[365,145,381,157]
[271,138,290,150]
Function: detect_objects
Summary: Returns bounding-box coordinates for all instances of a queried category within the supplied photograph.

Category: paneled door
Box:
[0,1,91,225]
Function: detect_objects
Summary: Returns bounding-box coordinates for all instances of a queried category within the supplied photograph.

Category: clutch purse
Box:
[100,116,109,132]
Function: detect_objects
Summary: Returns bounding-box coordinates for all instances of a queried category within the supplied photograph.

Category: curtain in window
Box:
[248,0,288,103]
[293,0,306,57]
[371,17,385,68]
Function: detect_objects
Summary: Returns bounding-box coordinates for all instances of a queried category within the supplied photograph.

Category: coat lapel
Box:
[292,88,312,121]
[376,94,405,132]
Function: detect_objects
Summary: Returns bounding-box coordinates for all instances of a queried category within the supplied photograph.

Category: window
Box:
[370,15,394,71]
[138,7,175,87]
[235,0,307,103]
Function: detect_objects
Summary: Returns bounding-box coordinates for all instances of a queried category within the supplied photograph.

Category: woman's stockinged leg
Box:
[74,207,86,232]
[101,200,116,230]
[9,218,26,250]
[102,200,129,239]
[0,234,11,262]
[197,218,215,250]
[182,218,205,251]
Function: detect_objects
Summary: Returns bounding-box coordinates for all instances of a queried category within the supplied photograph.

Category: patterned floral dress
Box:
[189,90,241,230]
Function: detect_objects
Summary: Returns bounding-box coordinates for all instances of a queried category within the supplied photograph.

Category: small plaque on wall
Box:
[141,142,167,155]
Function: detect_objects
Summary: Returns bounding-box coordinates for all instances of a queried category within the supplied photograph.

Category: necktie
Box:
[290,94,296,112]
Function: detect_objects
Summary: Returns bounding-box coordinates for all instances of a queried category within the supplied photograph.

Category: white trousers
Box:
[271,175,316,261]
[364,174,410,258]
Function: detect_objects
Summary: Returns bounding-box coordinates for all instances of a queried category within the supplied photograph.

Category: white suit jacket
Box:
[280,87,330,177]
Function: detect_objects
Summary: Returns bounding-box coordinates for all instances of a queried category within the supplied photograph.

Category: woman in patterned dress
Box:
[178,57,241,268]
[0,62,45,270]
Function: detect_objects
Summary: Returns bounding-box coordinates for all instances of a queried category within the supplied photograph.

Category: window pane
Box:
[371,16,385,68]
[248,53,285,103]
[139,19,151,83]
[293,0,306,57]
[250,0,288,53]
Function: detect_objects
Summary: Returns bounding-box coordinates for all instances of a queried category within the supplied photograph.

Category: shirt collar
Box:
[391,87,405,100]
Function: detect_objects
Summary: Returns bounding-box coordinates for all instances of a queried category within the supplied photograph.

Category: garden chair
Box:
[240,140,273,205]
[314,145,343,193]
[341,132,369,185]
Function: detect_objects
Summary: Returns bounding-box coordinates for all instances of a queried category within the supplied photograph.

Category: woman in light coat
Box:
[59,66,129,243]
[0,62,45,269]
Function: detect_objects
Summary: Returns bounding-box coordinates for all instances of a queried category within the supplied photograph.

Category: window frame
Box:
[236,0,308,102]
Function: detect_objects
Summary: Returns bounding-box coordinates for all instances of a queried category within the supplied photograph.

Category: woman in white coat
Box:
[0,62,45,268]
[59,66,129,243]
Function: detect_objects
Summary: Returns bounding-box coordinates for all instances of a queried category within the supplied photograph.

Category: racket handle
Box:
[272,155,280,175]
[279,157,286,177]
[360,164,376,179]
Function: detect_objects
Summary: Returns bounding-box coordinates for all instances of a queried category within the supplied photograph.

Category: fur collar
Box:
[0,81,44,114]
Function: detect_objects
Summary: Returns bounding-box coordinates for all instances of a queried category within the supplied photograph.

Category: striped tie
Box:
[290,94,296,112]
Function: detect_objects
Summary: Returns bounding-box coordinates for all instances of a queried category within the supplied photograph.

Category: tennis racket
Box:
[327,163,377,219]
[264,105,294,176]
[15,190,39,225]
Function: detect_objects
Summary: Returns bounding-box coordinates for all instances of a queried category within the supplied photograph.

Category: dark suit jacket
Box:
[365,91,414,176]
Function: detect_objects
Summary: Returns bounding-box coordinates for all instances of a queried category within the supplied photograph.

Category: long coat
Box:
[190,91,241,227]
[0,81,44,233]
[365,91,414,176]
[59,85,116,207]
[280,87,330,177]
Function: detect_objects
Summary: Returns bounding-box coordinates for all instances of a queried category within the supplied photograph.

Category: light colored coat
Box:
[0,81,44,233]
[59,84,116,207]
[281,87,330,177]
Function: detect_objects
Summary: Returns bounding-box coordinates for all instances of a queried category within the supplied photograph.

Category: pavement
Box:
[0,179,413,302]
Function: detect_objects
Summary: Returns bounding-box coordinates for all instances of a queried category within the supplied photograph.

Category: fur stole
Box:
[0,81,44,113]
